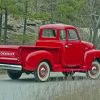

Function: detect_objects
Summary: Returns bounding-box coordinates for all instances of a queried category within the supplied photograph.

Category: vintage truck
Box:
[0,24,100,82]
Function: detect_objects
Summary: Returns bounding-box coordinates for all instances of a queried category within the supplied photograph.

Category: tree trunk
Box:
[4,8,8,45]
[22,1,28,45]
[0,13,2,43]
[92,28,98,47]
[89,28,93,42]
[35,0,38,15]
[50,0,53,23]
[96,36,100,49]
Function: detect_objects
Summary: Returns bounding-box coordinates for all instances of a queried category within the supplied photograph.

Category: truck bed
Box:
[0,45,61,65]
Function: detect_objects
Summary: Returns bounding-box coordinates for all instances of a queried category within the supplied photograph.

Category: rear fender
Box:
[84,50,100,70]
[24,50,54,71]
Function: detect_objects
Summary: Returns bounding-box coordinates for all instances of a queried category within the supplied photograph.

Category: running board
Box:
[0,64,22,71]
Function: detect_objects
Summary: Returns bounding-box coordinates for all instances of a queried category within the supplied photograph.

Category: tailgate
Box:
[0,45,21,64]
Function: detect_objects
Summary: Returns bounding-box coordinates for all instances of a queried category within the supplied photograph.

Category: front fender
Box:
[24,50,54,71]
[84,49,100,70]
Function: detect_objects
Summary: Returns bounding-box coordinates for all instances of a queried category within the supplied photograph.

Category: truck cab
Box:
[36,24,94,68]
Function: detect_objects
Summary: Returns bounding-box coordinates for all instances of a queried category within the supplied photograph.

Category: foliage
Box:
[34,12,50,20]
[56,0,84,24]
[0,0,91,45]
[0,0,85,23]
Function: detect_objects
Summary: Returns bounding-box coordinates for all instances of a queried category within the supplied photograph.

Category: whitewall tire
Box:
[87,61,100,79]
[34,61,50,82]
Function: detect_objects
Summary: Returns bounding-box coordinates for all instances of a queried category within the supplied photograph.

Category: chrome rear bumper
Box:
[0,64,22,71]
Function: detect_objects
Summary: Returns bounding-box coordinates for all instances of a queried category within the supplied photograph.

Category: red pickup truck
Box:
[0,24,100,82]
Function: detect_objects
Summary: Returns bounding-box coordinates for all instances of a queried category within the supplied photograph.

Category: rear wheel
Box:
[7,70,22,80]
[34,61,50,82]
[87,61,100,79]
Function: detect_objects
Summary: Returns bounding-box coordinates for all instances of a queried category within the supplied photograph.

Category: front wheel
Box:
[34,61,50,82]
[87,61,100,79]
[7,70,22,80]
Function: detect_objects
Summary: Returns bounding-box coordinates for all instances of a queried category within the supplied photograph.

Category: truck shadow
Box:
[48,76,87,82]
[1,76,94,83]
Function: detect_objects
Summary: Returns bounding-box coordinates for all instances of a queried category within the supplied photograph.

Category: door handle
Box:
[65,45,68,48]
[68,44,72,46]
[65,44,72,48]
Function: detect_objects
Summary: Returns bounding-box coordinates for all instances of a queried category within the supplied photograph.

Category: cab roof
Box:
[40,24,76,29]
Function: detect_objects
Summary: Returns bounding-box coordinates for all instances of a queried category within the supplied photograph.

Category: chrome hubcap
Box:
[39,65,48,78]
[41,68,46,75]
[90,65,99,75]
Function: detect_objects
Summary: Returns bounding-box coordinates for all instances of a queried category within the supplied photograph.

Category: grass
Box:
[53,80,100,100]
[27,78,100,100]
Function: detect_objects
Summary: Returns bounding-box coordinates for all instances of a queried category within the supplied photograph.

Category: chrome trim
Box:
[0,64,22,71]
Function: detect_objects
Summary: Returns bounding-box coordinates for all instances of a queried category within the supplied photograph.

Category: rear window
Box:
[60,30,66,41]
[68,30,79,40]
[42,29,57,38]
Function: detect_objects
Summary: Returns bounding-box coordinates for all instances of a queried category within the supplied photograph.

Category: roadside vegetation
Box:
[0,0,100,48]
[7,33,38,45]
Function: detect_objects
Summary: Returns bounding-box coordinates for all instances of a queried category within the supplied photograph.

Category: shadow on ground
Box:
[0,75,96,83]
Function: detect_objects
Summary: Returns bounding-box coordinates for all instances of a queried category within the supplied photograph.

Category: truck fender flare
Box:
[84,50,100,70]
[25,50,54,71]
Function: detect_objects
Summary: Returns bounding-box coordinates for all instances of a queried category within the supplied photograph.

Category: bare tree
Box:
[0,12,2,42]
[81,0,100,48]
[23,1,28,45]
[3,8,8,44]
[0,0,3,43]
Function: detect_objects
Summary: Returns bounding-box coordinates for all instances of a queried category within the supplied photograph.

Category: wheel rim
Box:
[90,64,99,76]
[88,61,100,79]
[39,64,48,79]
[36,62,50,81]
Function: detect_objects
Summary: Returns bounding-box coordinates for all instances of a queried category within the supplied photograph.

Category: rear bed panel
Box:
[0,45,21,64]
[21,47,60,62]
[20,46,60,70]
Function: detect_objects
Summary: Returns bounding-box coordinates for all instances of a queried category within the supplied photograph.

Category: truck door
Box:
[64,29,85,67]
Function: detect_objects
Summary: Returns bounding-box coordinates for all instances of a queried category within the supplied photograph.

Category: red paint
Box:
[0,24,99,73]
